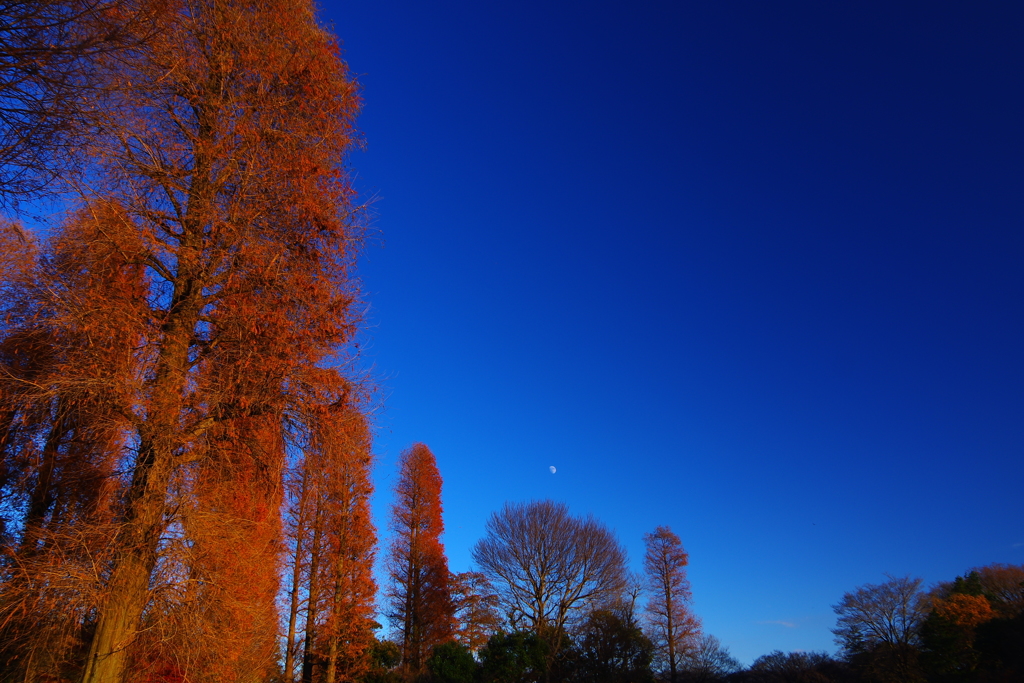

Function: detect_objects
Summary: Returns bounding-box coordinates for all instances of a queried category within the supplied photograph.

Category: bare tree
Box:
[680,635,741,683]
[832,574,928,682]
[0,0,149,204]
[833,575,928,654]
[472,500,628,661]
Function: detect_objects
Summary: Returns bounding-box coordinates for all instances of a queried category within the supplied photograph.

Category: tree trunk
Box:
[301,505,324,683]
[79,268,202,683]
[285,468,313,682]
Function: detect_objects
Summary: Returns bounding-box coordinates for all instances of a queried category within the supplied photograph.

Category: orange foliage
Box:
[0,0,369,678]
[932,594,995,629]
[310,401,378,683]
[385,443,455,676]
[451,571,501,654]
[280,391,376,683]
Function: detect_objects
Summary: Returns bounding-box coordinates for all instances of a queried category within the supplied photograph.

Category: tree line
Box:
[373,444,1024,683]
[375,443,707,683]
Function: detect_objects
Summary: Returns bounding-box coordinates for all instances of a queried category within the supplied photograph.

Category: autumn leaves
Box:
[1,0,370,680]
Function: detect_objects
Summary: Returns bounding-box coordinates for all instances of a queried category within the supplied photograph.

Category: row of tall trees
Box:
[0,0,380,681]
[375,494,706,683]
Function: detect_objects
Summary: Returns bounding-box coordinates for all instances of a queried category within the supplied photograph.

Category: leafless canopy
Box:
[0,0,144,203]
[832,574,928,654]
[471,499,628,638]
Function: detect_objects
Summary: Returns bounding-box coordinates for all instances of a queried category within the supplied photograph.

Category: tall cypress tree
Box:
[385,443,455,677]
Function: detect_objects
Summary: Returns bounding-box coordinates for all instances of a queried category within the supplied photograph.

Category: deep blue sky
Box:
[320,0,1024,664]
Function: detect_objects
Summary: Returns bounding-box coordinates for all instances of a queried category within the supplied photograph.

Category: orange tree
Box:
[384,443,455,677]
[0,0,368,679]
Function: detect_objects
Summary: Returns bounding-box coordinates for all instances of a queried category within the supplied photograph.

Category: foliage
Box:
[931,564,1024,618]
[920,572,997,683]
[567,609,655,683]
[452,570,502,654]
[0,0,372,679]
[385,443,455,677]
[477,631,549,683]
[363,639,404,683]
[426,641,478,683]
[643,526,701,683]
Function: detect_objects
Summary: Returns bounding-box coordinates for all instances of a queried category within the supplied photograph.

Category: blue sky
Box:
[320,0,1024,664]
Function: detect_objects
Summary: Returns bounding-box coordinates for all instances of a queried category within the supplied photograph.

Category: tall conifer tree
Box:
[385,443,455,677]
[643,525,701,683]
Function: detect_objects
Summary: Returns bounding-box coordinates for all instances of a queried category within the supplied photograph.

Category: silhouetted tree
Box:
[832,575,927,683]
[472,499,628,676]
[679,635,741,683]
[569,608,655,683]
[746,651,845,683]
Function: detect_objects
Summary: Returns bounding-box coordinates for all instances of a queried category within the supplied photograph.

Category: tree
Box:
[427,641,478,683]
[452,570,502,653]
[477,631,549,683]
[679,635,741,683]
[932,564,1024,618]
[280,401,377,683]
[472,500,628,679]
[643,526,701,683]
[385,443,455,677]
[832,575,928,683]
[920,572,997,683]
[747,651,844,683]
[569,609,655,683]
[0,0,368,679]
[0,204,153,680]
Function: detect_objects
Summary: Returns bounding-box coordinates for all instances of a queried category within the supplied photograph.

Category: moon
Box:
[549,466,556,474]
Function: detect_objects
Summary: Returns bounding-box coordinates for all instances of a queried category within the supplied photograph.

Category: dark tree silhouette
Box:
[472,499,628,680]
